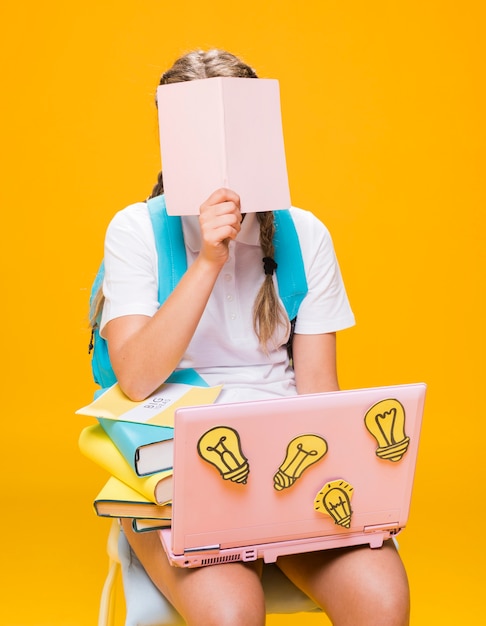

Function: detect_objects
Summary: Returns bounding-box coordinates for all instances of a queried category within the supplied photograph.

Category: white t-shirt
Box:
[101,202,355,403]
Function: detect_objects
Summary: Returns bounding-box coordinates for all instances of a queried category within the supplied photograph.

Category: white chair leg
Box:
[99,521,123,626]
[98,558,120,626]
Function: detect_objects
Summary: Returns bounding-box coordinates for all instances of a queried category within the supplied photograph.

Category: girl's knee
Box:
[185,595,265,626]
[181,566,266,626]
[325,582,410,626]
[352,554,410,626]
[372,584,410,626]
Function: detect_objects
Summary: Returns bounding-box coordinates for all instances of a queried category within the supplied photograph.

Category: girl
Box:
[98,49,410,626]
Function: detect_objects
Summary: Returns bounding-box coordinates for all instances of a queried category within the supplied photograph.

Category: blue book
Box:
[97,418,174,477]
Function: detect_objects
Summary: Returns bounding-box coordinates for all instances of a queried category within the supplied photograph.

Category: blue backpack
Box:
[89,195,308,390]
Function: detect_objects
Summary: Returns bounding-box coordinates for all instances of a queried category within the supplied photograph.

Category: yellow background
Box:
[0,1,484,624]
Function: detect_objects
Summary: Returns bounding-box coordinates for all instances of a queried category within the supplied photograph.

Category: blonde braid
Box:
[89,285,104,332]
[253,212,290,350]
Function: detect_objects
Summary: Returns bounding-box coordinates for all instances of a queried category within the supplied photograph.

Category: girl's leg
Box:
[276,540,410,626]
[120,519,266,626]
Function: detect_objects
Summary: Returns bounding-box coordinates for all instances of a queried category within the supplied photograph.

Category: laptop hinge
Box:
[184,545,220,554]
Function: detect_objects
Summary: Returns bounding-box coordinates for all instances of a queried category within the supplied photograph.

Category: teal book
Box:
[98,417,174,477]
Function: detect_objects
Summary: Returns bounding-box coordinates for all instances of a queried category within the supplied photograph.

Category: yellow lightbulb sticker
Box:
[364,398,410,462]
[314,479,354,528]
[273,434,328,491]
[197,426,250,484]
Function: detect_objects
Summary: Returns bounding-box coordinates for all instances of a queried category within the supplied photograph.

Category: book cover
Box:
[76,381,222,427]
[157,77,291,215]
[79,424,173,505]
[94,476,172,520]
[98,418,174,476]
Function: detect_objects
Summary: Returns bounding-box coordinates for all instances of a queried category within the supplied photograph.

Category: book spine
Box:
[97,417,173,474]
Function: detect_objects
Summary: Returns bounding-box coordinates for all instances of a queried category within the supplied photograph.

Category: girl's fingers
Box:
[202,187,241,209]
[199,190,243,250]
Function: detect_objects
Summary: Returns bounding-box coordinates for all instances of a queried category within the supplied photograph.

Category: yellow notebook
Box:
[79,424,173,505]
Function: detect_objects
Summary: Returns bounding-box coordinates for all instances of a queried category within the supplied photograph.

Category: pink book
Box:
[156,77,291,215]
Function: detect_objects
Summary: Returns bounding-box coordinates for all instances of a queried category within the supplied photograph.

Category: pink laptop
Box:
[159,383,426,568]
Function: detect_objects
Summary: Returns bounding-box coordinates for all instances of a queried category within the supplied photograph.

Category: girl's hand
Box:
[198,188,242,265]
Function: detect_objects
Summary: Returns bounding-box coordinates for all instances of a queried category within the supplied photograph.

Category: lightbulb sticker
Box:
[314,479,354,528]
[273,434,328,491]
[197,426,250,484]
[364,399,410,462]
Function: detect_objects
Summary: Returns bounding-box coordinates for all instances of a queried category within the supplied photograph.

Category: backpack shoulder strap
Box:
[89,260,118,389]
[90,196,205,391]
[146,195,187,303]
[273,209,308,321]
[147,195,208,387]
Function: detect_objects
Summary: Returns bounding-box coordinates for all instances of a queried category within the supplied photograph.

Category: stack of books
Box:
[77,382,222,533]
